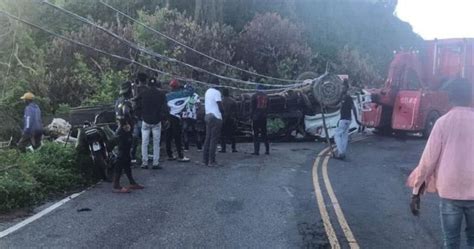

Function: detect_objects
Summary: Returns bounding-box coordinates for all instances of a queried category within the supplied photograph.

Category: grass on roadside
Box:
[0,142,94,213]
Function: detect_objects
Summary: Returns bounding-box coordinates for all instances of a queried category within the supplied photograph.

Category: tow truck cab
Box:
[362,38,474,136]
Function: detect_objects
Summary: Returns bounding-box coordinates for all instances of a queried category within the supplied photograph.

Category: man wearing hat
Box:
[18,92,43,152]
[114,81,144,193]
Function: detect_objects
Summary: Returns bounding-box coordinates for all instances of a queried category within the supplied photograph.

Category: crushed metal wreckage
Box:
[68,73,369,140]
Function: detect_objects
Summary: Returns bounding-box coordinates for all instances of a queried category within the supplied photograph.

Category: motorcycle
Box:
[78,113,116,182]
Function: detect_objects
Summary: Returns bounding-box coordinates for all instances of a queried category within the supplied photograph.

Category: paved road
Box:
[326,135,466,249]
[0,142,330,249]
[3,136,464,249]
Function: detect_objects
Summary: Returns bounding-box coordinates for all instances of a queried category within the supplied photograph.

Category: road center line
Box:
[312,147,340,248]
[322,155,360,248]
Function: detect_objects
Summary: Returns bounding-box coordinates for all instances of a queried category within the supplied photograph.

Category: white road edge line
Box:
[0,190,85,239]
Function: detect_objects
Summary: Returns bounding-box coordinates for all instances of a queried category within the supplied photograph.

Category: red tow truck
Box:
[362,38,474,137]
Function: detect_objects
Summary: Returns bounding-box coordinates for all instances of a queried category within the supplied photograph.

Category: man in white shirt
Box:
[202,77,224,167]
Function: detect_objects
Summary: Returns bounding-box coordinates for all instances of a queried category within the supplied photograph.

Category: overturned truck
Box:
[69,73,365,140]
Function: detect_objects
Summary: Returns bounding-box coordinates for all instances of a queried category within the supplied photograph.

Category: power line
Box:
[99,1,303,83]
[0,10,297,93]
[43,0,309,89]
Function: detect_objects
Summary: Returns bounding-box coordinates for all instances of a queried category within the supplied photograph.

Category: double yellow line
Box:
[312,146,360,249]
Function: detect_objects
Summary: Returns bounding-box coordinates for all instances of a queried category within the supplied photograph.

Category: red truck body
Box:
[362,38,474,135]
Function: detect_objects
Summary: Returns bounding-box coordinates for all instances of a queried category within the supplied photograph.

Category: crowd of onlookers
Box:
[111,73,271,193]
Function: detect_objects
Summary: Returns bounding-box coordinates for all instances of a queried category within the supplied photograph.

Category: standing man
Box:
[113,81,144,193]
[135,74,168,169]
[220,88,238,153]
[18,92,43,152]
[333,79,359,160]
[407,80,474,249]
[130,73,149,165]
[182,84,202,151]
[165,79,191,162]
[251,85,269,155]
[202,77,224,167]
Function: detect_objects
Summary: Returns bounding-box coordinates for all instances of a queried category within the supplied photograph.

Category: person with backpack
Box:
[113,81,144,193]
[251,85,269,155]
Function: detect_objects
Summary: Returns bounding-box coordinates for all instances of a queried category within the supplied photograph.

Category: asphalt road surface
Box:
[325,135,470,249]
[1,136,468,249]
[0,142,330,249]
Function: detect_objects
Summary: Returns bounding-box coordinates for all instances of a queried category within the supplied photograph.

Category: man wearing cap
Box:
[165,79,191,162]
[18,92,43,152]
[135,74,168,169]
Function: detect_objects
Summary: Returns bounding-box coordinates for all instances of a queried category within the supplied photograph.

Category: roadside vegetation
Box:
[0,142,93,213]
[0,0,421,213]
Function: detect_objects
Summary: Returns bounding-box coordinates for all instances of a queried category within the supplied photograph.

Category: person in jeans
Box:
[333,79,359,160]
[202,77,224,167]
[220,88,238,153]
[407,79,474,249]
[165,79,191,162]
[130,73,149,165]
[135,76,168,169]
[113,81,144,193]
[17,92,43,152]
[182,84,202,151]
[251,85,269,155]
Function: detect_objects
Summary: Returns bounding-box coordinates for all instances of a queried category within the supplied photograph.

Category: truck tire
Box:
[423,111,440,138]
[297,71,318,81]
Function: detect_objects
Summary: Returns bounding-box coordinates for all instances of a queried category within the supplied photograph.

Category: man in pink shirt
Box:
[407,79,474,249]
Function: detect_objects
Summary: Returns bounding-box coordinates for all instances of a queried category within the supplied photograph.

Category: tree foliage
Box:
[0,0,422,139]
[236,13,313,80]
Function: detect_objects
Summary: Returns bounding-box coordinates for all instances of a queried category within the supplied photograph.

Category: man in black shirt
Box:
[334,79,360,160]
[251,85,270,155]
[220,88,238,153]
[113,81,144,193]
[135,75,168,169]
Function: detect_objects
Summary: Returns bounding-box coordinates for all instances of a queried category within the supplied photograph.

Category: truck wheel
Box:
[423,111,440,138]
[297,71,318,81]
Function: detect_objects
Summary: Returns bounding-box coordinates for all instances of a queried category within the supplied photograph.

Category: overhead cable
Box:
[99,1,303,83]
[43,0,309,89]
[0,10,296,93]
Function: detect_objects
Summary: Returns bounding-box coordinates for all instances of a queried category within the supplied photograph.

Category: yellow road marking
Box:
[322,156,360,249]
[312,147,340,248]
